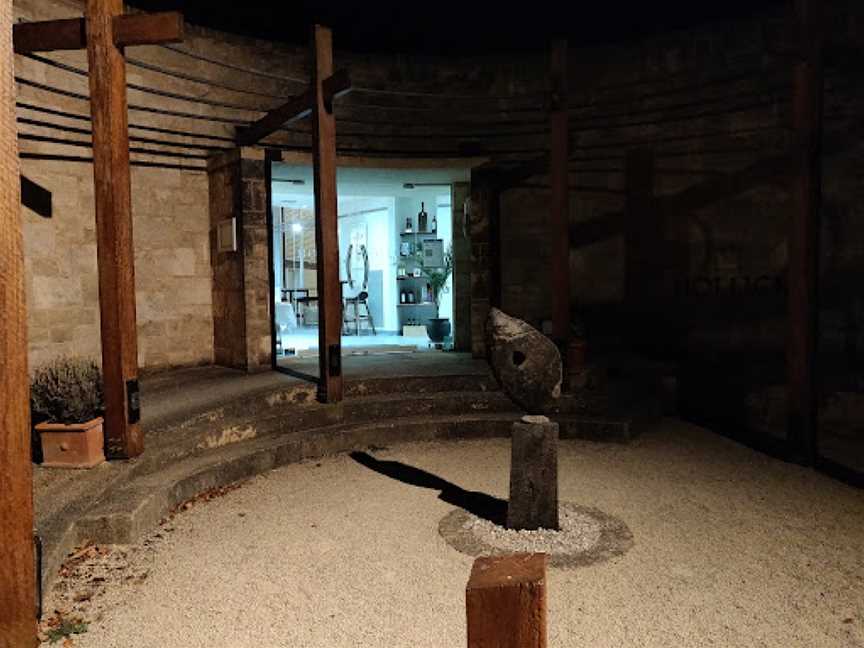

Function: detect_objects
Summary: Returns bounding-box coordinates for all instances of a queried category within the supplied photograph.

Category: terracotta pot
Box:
[36,417,105,469]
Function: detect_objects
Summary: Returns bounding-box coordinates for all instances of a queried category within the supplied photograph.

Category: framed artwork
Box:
[423,238,444,267]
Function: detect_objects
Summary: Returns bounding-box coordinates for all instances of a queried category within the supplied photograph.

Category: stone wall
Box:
[21,159,211,371]
[15,0,864,380]
[496,2,864,362]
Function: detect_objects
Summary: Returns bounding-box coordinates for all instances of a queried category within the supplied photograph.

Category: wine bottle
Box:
[418,202,428,232]
[431,212,437,234]
[405,215,413,233]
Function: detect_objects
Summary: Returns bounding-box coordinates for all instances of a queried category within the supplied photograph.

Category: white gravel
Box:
[43,419,864,648]
[465,503,602,554]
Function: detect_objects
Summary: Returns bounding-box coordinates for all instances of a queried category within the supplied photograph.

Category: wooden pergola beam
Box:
[787,0,824,464]
[12,11,183,53]
[235,69,350,147]
[86,0,143,457]
[15,4,186,458]
[311,24,343,403]
[1,1,37,645]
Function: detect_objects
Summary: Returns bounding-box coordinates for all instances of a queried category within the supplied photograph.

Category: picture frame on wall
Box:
[423,238,444,267]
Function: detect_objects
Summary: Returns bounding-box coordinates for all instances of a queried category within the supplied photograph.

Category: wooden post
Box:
[466,553,547,648]
[0,0,37,644]
[85,0,142,457]
[549,40,570,346]
[787,0,824,464]
[311,24,343,403]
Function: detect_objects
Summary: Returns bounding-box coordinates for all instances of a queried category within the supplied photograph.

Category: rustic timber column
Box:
[0,0,37,644]
[311,24,343,402]
[787,0,824,464]
[549,40,570,346]
[466,553,548,648]
[86,0,142,457]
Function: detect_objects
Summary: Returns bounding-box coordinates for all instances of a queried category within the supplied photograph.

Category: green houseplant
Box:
[31,358,106,468]
[420,244,454,344]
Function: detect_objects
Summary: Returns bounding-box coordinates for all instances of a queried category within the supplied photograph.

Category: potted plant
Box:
[421,244,454,344]
[31,358,106,469]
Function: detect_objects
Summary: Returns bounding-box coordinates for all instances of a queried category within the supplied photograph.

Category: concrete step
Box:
[69,413,523,550]
[140,389,518,469]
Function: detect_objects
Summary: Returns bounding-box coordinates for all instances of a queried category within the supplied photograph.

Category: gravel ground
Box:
[44,419,864,648]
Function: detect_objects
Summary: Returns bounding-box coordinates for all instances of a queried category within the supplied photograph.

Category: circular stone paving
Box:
[439,503,633,568]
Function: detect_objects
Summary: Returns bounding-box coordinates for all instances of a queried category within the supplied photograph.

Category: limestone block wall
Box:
[21,159,211,371]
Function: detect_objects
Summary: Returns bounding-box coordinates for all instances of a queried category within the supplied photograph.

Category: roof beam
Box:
[12,12,183,53]
[235,69,351,147]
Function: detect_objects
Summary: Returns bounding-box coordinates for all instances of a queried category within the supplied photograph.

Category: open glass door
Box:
[268,158,321,382]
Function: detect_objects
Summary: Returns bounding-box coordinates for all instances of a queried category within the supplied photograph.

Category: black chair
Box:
[343,291,376,336]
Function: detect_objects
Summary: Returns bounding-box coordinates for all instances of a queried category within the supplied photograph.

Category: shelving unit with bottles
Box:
[397,202,441,333]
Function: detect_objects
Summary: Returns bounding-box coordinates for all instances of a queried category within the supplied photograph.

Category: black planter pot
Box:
[427,317,451,343]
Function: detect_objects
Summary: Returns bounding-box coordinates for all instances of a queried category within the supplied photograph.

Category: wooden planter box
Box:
[36,417,105,469]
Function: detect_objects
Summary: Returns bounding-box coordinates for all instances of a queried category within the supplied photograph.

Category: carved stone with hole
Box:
[486,308,562,413]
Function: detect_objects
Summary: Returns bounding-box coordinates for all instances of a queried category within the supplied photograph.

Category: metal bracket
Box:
[328,343,341,377]
[126,379,141,424]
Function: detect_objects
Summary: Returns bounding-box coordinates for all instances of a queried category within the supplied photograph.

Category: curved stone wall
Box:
[13,0,864,371]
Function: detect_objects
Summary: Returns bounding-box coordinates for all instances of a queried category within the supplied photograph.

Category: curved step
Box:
[39,413,520,591]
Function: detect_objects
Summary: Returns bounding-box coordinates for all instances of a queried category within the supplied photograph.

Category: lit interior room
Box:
[271,164,468,363]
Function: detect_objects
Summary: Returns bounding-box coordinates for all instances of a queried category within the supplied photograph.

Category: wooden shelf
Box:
[398,302,434,307]
[400,230,438,236]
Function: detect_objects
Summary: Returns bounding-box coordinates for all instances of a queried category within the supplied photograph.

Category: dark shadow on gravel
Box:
[350,451,508,526]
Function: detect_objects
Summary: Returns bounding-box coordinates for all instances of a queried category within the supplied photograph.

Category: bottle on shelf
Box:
[405,215,413,233]
[407,290,415,304]
[400,290,406,304]
[417,202,428,232]
[431,212,437,234]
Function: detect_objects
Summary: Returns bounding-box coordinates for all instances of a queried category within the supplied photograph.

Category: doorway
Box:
[267,161,469,382]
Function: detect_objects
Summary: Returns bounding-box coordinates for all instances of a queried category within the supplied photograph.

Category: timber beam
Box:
[311,25,343,403]
[13,12,183,53]
[235,69,351,147]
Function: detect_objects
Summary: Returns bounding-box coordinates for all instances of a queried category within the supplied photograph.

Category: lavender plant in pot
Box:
[31,358,106,469]
[421,245,454,344]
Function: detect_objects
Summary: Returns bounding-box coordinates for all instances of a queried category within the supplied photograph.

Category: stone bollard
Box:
[507,415,559,531]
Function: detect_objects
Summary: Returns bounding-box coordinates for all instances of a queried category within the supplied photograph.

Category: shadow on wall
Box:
[350,451,507,525]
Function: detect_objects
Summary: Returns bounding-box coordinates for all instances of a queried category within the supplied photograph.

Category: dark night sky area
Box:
[126,0,786,54]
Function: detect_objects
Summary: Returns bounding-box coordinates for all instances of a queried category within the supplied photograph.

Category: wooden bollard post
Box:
[466,553,547,648]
